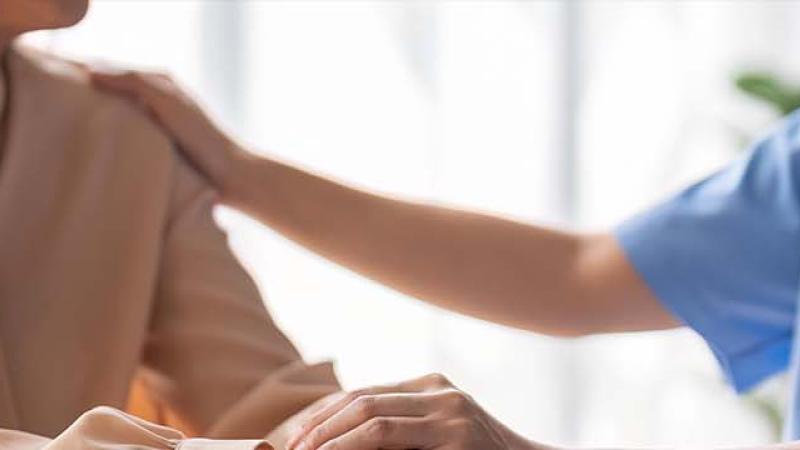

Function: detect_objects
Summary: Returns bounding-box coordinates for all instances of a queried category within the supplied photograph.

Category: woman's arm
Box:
[90,70,678,337]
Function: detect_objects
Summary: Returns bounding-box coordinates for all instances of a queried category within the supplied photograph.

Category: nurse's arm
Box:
[90,70,679,337]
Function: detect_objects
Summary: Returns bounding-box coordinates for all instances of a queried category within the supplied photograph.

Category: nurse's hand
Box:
[286,373,552,450]
[89,69,244,196]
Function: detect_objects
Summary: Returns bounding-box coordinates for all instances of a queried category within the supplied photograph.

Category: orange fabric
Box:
[0,43,340,449]
[127,377,194,436]
[127,378,163,428]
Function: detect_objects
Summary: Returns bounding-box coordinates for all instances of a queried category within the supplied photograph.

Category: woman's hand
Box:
[286,373,551,450]
[89,68,245,196]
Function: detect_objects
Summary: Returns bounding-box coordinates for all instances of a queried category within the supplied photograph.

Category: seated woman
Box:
[0,1,340,449]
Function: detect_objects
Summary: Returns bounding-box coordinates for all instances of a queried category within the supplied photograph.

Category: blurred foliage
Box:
[736,72,800,116]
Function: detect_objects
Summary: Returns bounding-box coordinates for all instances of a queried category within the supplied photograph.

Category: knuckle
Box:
[130,70,148,83]
[304,425,328,448]
[349,388,368,399]
[353,395,377,418]
[342,390,362,405]
[441,389,472,413]
[366,417,393,438]
[120,69,138,80]
[118,72,139,86]
[121,71,150,91]
[426,372,451,388]
[127,70,165,89]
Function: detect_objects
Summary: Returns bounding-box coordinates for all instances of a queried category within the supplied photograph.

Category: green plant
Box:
[735,72,800,116]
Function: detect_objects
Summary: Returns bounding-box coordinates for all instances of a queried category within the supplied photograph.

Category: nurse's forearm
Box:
[225,153,676,336]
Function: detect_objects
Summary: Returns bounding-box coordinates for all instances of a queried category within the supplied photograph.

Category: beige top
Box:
[0,44,339,449]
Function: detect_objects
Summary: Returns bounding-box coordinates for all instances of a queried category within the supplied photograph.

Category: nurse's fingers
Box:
[91,69,177,114]
[90,69,198,153]
[294,393,434,450]
[89,67,238,188]
[286,373,454,450]
[314,417,435,450]
[286,385,414,450]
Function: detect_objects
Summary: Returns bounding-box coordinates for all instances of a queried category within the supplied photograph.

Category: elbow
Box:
[536,319,598,339]
[510,296,601,338]
[553,328,592,339]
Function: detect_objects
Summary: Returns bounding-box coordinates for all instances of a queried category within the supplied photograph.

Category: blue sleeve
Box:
[615,113,800,392]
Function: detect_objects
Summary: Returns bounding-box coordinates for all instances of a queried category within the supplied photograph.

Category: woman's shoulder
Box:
[6,43,210,212]
[10,43,159,139]
[10,43,185,173]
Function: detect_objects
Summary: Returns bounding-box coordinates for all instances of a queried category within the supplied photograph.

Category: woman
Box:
[92,32,800,449]
[0,1,342,449]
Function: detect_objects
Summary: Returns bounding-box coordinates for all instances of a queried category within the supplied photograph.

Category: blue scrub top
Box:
[615,110,800,440]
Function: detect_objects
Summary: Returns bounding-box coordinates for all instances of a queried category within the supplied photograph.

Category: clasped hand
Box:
[285,373,543,450]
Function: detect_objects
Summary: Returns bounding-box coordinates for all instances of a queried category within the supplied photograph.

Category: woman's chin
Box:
[0,0,90,34]
[58,0,90,28]
[45,0,89,29]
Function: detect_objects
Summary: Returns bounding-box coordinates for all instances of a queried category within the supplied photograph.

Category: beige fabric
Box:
[0,404,335,450]
[0,407,272,450]
[0,44,340,449]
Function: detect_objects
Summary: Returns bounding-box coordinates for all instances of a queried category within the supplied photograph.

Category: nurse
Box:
[92,70,800,449]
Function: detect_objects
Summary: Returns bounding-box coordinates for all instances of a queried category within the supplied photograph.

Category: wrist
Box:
[216,141,247,203]
[217,143,265,210]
